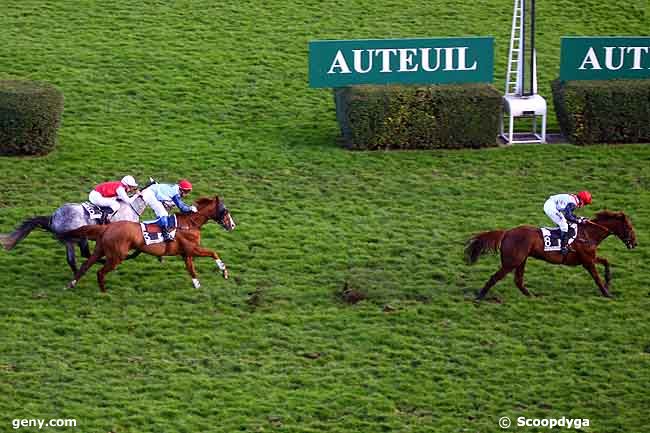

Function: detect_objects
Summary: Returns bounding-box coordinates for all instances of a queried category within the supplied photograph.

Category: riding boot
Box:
[161,227,173,242]
[560,231,570,255]
[100,210,110,225]
[159,216,173,242]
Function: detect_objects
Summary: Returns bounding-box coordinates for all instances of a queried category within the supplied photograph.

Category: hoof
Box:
[66,280,77,289]
[192,278,201,289]
[223,269,229,280]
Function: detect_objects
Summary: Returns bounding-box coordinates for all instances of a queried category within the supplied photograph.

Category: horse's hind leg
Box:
[476,266,514,300]
[96,256,124,293]
[514,260,533,297]
[79,238,91,258]
[68,245,104,289]
[65,241,78,274]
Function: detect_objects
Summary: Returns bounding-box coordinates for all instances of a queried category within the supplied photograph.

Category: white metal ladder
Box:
[505,0,524,95]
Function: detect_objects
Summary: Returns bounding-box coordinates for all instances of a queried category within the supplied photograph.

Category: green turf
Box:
[1,1,649,432]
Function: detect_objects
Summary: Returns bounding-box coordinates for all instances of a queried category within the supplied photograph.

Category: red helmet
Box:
[178,179,193,191]
[577,190,592,205]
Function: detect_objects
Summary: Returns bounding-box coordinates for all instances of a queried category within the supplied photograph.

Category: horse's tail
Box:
[465,230,506,265]
[64,225,108,241]
[0,216,52,251]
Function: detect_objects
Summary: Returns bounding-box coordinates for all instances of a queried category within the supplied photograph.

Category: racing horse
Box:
[0,195,147,274]
[465,210,637,299]
[65,196,235,292]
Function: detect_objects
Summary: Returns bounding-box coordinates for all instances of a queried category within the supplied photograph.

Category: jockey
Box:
[543,191,592,255]
[141,179,197,242]
[89,176,140,223]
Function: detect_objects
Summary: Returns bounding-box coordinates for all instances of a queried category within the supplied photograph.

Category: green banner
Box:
[560,37,650,81]
[309,37,493,88]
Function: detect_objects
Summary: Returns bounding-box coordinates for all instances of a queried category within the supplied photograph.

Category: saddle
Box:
[540,224,578,252]
[81,202,114,222]
[140,215,178,245]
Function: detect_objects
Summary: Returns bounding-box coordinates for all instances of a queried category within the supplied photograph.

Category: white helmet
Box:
[121,175,138,187]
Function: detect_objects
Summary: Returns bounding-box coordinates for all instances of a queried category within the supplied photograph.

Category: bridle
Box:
[586,218,634,248]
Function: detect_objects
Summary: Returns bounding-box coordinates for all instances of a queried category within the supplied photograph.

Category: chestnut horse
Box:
[465,210,637,300]
[64,196,235,292]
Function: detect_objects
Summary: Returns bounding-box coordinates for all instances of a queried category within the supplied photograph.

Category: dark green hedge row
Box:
[334,84,502,150]
[552,79,650,145]
[0,80,64,156]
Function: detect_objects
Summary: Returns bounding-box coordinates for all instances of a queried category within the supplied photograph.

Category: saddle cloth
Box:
[140,215,177,245]
[540,223,578,252]
[81,202,112,220]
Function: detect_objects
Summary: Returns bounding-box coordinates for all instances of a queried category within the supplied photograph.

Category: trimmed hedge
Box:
[334,84,502,150]
[0,80,64,156]
[552,79,650,145]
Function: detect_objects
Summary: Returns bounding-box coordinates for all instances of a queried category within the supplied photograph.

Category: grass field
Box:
[1,1,649,432]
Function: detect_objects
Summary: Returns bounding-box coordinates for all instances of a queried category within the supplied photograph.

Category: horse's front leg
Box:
[183,255,201,288]
[594,256,611,287]
[583,262,612,298]
[190,246,229,279]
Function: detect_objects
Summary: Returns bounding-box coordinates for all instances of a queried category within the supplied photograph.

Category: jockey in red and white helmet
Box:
[89,175,140,222]
[543,191,592,255]
[141,179,197,242]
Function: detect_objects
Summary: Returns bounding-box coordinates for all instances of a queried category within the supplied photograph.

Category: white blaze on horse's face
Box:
[225,213,236,231]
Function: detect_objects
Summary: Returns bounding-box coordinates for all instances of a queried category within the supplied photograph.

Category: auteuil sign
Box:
[309,37,494,88]
[560,37,650,81]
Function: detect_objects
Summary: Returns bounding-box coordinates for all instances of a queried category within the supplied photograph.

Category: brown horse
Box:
[465,211,637,300]
[64,196,236,292]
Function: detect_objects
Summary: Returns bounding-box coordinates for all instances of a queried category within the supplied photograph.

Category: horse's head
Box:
[593,211,637,249]
[196,196,236,232]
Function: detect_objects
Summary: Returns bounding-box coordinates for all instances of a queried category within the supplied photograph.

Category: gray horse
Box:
[0,195,147,273]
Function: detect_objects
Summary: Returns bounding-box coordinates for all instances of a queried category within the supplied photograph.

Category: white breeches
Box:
[142,188,169,218]
[544,200,568,232]
[89,190,120,212]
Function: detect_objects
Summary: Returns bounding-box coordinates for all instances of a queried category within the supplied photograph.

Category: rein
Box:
[175,201,225,231]
[584,219,611,234]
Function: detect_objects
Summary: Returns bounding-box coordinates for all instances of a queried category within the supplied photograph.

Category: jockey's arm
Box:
[561,203,580,223]
[172,194,193,213]
[116,186,138,204]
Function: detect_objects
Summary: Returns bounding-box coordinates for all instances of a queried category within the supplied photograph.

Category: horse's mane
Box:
[195,196,219,208]
[593,210,625,221]
[593,210,634,230]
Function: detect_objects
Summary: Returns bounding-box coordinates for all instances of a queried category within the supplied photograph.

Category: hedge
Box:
[333,84,502,150]
[552,79,650,145]
[0,80,64,156]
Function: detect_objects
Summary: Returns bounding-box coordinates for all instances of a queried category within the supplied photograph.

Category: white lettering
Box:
[352,49,374,73]
[327,50,351,74]
[578,47,602,70]
[456,47,478,70]
[375,49,398,72]
[443,47,456,71]
[398,48,419,72]
[421,47,443,72]
[517,417,526,426]
[626,46,649,69]
[604,47,626,70]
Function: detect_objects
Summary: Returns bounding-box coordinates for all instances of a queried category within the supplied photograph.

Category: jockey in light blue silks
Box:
[543,190,592,255]
[141,179,197,242]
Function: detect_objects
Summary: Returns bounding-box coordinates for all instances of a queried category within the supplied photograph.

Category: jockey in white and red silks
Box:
[543,190,592,255]
[89,175,140,223]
